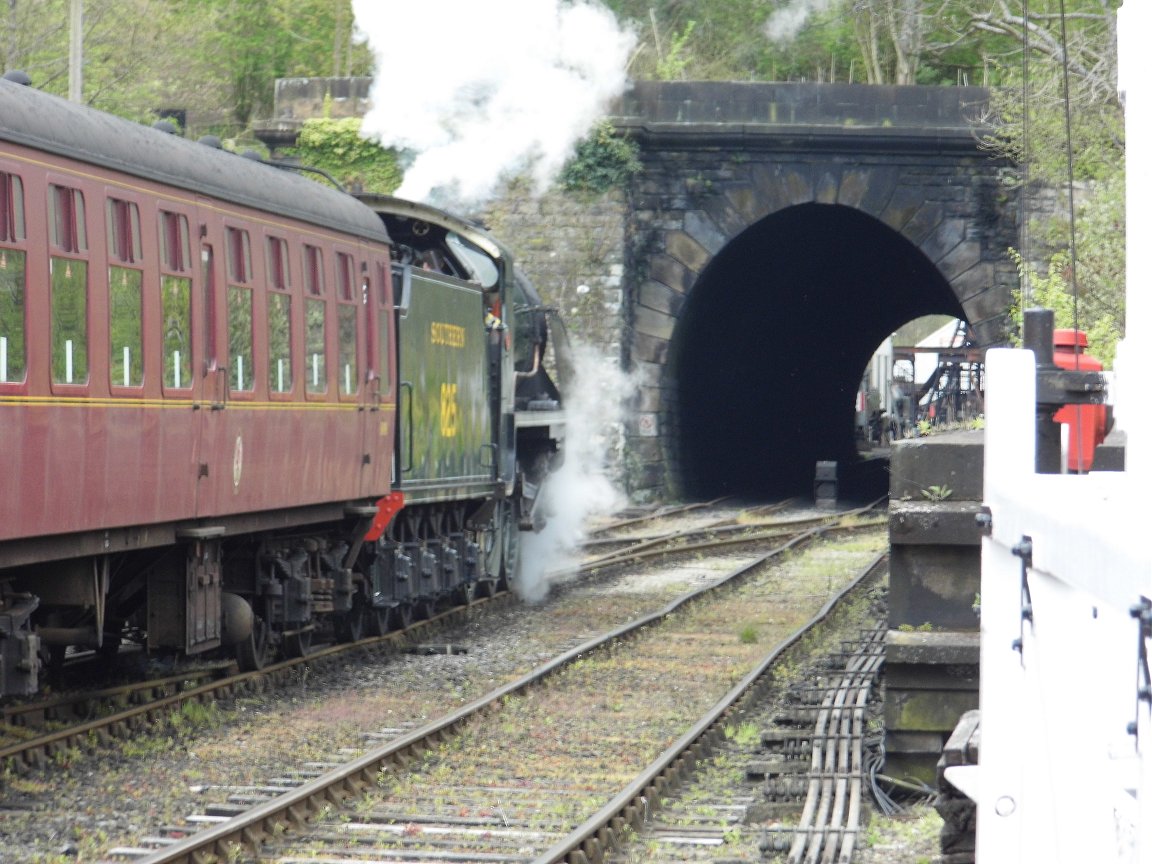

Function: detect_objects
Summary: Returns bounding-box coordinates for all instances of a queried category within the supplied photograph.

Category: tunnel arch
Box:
[670,202,966,500]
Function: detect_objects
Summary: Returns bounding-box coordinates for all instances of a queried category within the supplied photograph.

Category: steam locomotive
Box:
[0,76,566,696]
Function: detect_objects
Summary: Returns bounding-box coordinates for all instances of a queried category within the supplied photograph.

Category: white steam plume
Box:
[352,0,636,210]
[764,0,835,43]
[514,345,637,603]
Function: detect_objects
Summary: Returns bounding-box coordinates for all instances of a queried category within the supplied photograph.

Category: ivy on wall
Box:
[286,117,403,194]
[558,121,641,195]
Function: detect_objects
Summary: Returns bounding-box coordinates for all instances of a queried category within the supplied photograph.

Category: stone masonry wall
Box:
[885,431,984,784]
[481,185,633,488]
[482,184,628,359]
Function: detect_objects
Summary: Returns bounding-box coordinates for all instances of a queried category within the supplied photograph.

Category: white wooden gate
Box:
[951,4,1152,861]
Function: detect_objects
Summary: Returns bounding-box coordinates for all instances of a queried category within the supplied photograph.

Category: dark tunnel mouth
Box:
[670,202,967,502]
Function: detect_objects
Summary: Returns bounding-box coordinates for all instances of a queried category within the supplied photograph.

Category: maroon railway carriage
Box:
[0,79,402,693]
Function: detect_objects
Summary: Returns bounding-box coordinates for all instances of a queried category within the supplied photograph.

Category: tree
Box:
[3,0,371,134]
[854,0,928,84]
[977,1,1124,362]
[285,117,402,194]
[2,0,178,116]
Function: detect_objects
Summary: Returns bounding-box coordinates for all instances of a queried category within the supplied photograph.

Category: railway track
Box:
[602,619,887,863]
[0,594,513,775]
[581,496,739,538]
[89,516,886,864]
[0,501,854,777]
[578,499,883,574]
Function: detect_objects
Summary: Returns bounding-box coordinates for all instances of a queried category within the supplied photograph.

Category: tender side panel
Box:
[396,269,493,500]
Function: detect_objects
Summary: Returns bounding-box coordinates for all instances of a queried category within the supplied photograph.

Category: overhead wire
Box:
[1020,0,1032,308]
[1057,0,1087,472]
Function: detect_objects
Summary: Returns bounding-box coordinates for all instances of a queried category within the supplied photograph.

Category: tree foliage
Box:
[286,117,403,194]
[557,120,641,196]
[1,0,182,121]
[2,0,371,133]
[195,0,372,128]
[981,1,1123,362]
[602,0,1023,84]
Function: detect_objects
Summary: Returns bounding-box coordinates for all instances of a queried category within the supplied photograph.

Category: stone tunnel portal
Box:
[672,202,967,501]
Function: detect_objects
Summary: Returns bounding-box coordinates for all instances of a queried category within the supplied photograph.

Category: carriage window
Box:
[226,227,253,392]
[338,301,357,396]
[303,245,326,394]
[226,227,251,283]
[266,236,290,290]
[336,252,354,301]
[160,210,191,273]
[376,262,391,396]
[161,275,192,390]
[0,172,26,383]
[0,172,25,242]
[160,212,192,390]
[268,290,292,394]
[108,198,143,387]
[49,184,87,253]
[336,252,357,395]
[106,198,142,264]
[306,298,326,394]
[50,256,88,385]
[228,285,253,392]
[202,245,217,370]
[303,244,324,295]
[109,264,143,388]
[49,185,88,385]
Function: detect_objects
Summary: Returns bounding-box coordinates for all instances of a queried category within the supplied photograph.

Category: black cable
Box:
[1020,0,1032,308]
[1057,0,1087,473]
[1057,0,1082,340]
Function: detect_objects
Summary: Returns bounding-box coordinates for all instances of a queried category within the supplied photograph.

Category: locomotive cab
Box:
[355,195,567,583]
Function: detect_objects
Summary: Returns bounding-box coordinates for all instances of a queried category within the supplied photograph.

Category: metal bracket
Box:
[1035,368,1109,407]
[1128,596,1152,740]
[975,505,993,535]
[1011,536,1034,662]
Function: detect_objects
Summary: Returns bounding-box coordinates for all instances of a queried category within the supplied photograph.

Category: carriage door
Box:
[193,229,226,517]
[146,212,224,655]
[361,256,396,496]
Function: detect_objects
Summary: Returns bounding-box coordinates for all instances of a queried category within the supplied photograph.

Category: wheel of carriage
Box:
[236,616,270,672]
[43,643,68,683]
[454,581,476,607]
[391,603,414,631]
[98,620,124,666]
[282,627,313,659]
[333,598,367,643]
[365,606,390,638]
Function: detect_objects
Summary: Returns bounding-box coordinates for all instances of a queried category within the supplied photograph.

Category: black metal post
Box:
[1022,308,1062,474]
